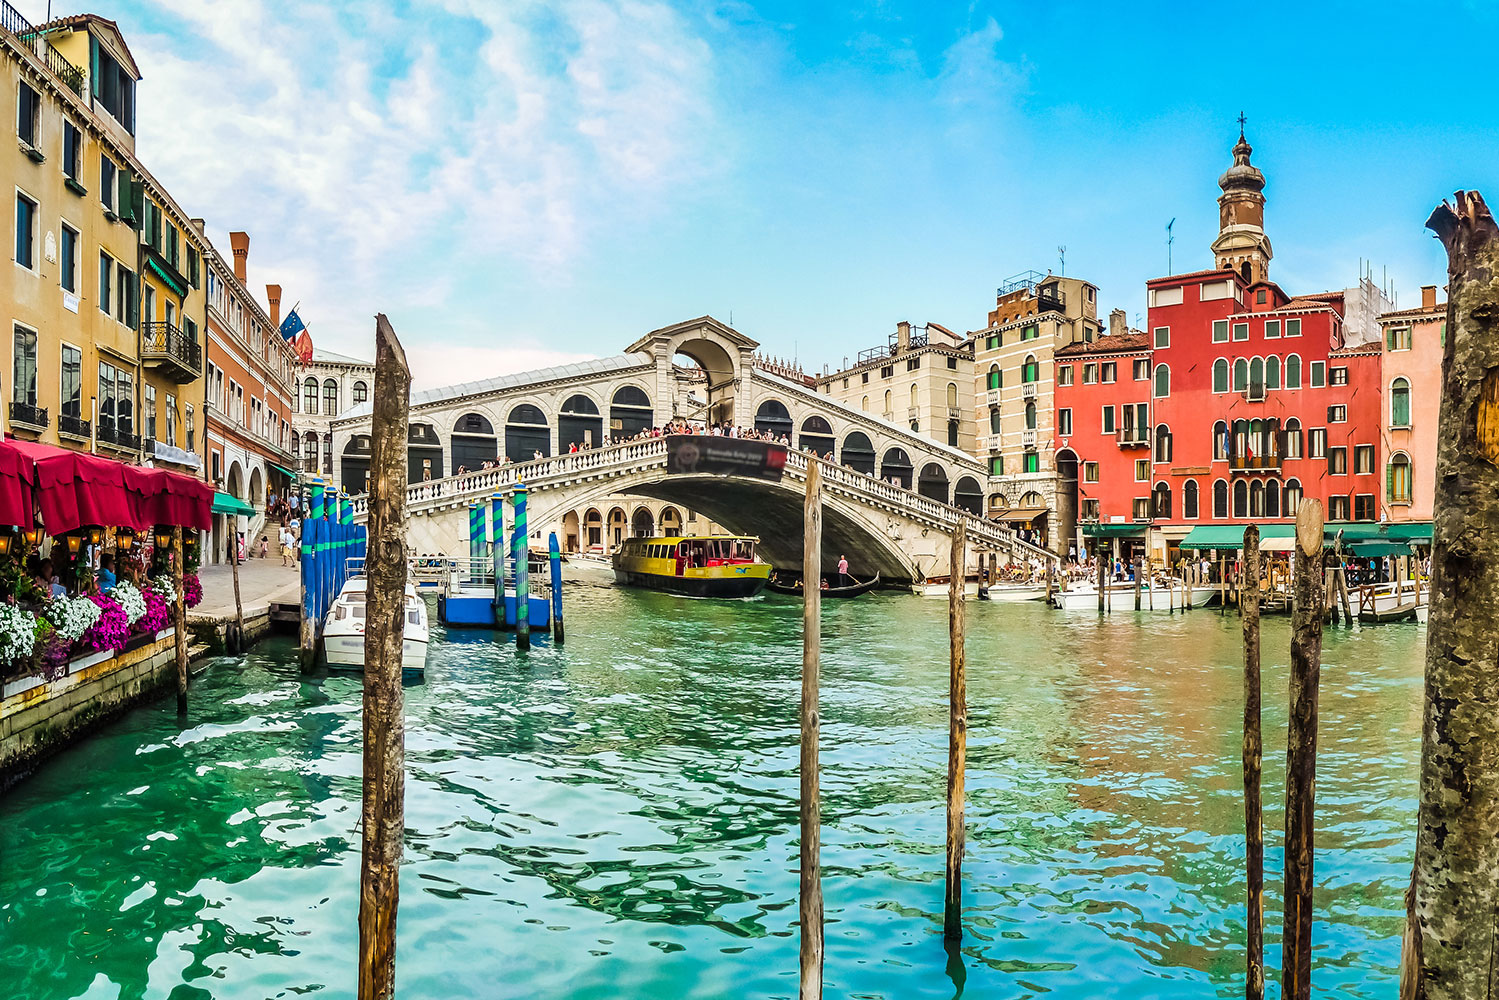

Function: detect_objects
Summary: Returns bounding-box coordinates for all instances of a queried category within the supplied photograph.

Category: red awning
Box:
[4,438,211,535]
[0,439,35,529]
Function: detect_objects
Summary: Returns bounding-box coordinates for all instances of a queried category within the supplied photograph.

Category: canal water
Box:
[1,585,1423,1000]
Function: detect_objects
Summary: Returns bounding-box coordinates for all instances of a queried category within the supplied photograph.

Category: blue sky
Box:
[30,0,1499,385]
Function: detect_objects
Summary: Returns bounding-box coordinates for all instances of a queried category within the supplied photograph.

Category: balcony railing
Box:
[1021,381,1038,399]
[97,418,141,452]
[1229,454,1282,473]
[8,400,48,430]
[1021,429,1037,447]
[0,1,86,96]
[1242,383,1266,402]
[1036,287,1066,315]
[141,321,203,382]
[57,412,90,438]
[1116,427,1150,447]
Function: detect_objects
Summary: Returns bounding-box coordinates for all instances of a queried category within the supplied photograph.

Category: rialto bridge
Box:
[335,317,1056,583]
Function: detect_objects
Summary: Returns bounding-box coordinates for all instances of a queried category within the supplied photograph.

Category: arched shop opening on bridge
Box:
[505,404,550,463]
[799,416,835,457]
[841,432,876,475]
[953,475,983,515]
[754,399,793,439]
[408,424,443,482]
[559,394,603,451]
[342,434,372,493]
[451,413,498,471]
[610,386,652,439]
[881,447,914,489]
[917,462,949,503]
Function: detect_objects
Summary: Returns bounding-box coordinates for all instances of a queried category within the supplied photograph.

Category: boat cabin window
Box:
[408,610,421,625]
[352,605,366,619]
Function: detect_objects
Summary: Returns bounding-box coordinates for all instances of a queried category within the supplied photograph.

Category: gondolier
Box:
[837,554,849,587]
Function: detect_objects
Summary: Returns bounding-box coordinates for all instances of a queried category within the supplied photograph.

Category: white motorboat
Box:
[983,583,1049,602]
[323,578,430,675]
[914,577,981,598]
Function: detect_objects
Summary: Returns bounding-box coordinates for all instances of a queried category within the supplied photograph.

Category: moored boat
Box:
[914,575,981,598]
[323,578,430,675]
[613,535,771,598]
[983,582,1049,602]
[767,571,881,598]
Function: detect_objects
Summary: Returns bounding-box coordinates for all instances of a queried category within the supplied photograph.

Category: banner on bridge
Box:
[666,435,787,482]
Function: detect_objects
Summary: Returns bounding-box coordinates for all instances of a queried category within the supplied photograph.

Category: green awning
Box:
[270,463,299,481]
[211,491,255,517]
[1385,522,1433,543]
[1082,523,1147,538]
[1178,524,1295,550]
[144,255,189,298]
[1346,541,1413,558]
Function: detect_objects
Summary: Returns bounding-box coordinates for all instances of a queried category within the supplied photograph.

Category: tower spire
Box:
[1211,125,1272,285]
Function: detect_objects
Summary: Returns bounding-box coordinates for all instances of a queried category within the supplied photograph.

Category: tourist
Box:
[258,535,270,559]
[280,525,296,567]
[97,554,117,594]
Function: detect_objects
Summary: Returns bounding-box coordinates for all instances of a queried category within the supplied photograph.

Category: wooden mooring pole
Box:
[229,513,245,653]
[358,314,411,1000]
[799,460,824,1000]
[1096,547,1106,613]
[1282,498,1325,1000]
[1401,190,1499,999]
[945,519,967,942]
[1133,555,1141,611]
[1241,524,1264,1000]
[172,526,188,714]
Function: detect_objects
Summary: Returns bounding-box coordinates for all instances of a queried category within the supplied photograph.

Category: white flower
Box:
[0,603,37,662]
[112,581,147,626]
[149,577,178,605]
[43,595,101,642]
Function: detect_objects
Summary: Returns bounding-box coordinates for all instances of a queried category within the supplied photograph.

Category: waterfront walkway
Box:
[192,558,301,620]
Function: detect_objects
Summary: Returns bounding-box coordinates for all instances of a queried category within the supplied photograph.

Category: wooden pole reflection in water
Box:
[799,460,824,999]
[945,519,967,941]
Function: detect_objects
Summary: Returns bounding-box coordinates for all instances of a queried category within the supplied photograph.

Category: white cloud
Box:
[103,0,716,369]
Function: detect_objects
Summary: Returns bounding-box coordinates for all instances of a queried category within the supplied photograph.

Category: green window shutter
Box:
[1386,463,1394,501]
[129,179,145,229]
[90,37,101,98]
[126,273,139,328]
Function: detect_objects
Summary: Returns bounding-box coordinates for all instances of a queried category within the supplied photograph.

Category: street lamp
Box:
[155,528,173,551]
[65,535,82,555]
[117,529,135,552]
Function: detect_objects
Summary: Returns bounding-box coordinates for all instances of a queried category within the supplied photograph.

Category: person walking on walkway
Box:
[280,525,296,567]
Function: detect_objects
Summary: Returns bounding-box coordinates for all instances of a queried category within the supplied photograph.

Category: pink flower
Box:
[182,573,203,609]
[138,588,171,634]
[82,594,129,653]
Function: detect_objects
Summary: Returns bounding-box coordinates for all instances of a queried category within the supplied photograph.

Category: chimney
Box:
[1421,285,1437,310]
[229,231,250,285]
[189,218,206,235]
[1109,308,1126,338]
[266,283,282,331]
[896,320,911,352]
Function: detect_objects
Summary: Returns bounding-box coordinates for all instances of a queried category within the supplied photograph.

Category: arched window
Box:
[1213,358,1229,393]
[559,393,603,451]
[1249,357,1265,396]
[1183,479,1199,519]
[1153,363,1170,398]
[1266,356,1281,390]
[883,389,892,414]
[1025,400,1037,430]
[1152,481,1171,519]
[1213,479,1229,518]
[1233,419,1249,460]
[1285,478,1303,513]
[947,419,960,447]
[754,399,793,439]
[451,412,498,470]
[917,463,949,503]
[986,364,1001,390]
[504,403,550,463]
[953,476,984,515]
[1249,479,1265,517]
[1391,377,1411,427]
[1233,358,1249,392]
[799,415,836,455]
[1266,479,1282,518]
[861,395,869,411]
[1212,420,1228,461]
[610,385,653,438]
[1284,418,1302,459]
[1233,479,1249,518]
[303,377,318,414]
[302,431,318,469]
[988,408,1001,434]
[947,382,958,408]
[323,378,338,416]
[289,430,299,455]
[1390,452,1413,503]
[1022,354,1039,383]
[842,431,876,474]
[1285,354,1302,389]
[1154,423,1172,463]
[880,447,914,489]
[909,384,919,409]
[352,380,368,405]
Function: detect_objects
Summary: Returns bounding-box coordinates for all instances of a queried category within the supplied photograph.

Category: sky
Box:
[26,0,1499,387]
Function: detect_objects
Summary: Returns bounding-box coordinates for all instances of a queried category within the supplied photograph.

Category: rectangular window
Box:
[1212,319,1228,343]
[1024,451,1040,474]
[1354,494,1376,521]
[16,82,39,147]
[988,455,1003,476]
[1153,326,1170,348]
[906,357,920,371]
[1131,497,1150,520]
[1264,320,1281,339]
[15,192,37,269]
[1328,446,1348,475]
[98,252,112,313]
[12,325,38,406]
[1084,462,1099,483]
[861,372,869,384]
[1327,404,1347,423]
[1286,318,1302,337]
[95,43,137,134]
[101,155,117,211]
[59,224,78,292]
[1057,364,1073,386]
[1330,366,1349,386]
[1101,406,1115,434]
[880,365,893,379]
[1101,362,1116,383]
[1133,359,1150,381]
[1309,428,1327,459]
[1057,408,1072,436]
[145,384,157,442]
[1355,444,1374,475]
[1083,363,1098,384]
[116,262,135,325]
[1082,498,1100,520]
[1135,458,1149,482]
[986,334,999,351]
[1232,322,1249,341]
[946,356,957,370]
[1329,495,1350,521]
[1310,361,1326,388]
[1386,326,1412,351]
[63,121,82,180]
[185,405,195,452]
[60,344,82,418]
[1149,286,1184,307]
[1021,325,1038,341]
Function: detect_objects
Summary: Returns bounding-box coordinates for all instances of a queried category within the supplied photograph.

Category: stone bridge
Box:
[350,437,1057,586]
[328,316,991,516]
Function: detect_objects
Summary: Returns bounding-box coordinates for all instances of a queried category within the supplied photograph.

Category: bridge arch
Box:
[842,431,876,475]
[881,447,914,489]
[917,462,949,503]
[558,393,603,451]
[505,403,550,462]
[451,412,498,472]
[799,415,835,457]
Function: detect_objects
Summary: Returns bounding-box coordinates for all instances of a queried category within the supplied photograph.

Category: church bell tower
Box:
[1211,120,1273,285]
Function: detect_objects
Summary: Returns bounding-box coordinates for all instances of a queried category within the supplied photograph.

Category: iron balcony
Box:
[141,321,203,383]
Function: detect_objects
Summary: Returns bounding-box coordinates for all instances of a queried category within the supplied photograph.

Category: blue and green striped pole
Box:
[309,483,326,622]
[548,531,564,645]
[490,493,504,630]
[469,502,484,582]
[515,483,530,650]
[340,493,354,582]
[299,485,315,664]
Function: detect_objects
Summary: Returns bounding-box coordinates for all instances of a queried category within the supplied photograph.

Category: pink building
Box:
[1379,285,1445,521]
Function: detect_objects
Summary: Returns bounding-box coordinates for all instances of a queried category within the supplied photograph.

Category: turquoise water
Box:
[0,585,1424,999]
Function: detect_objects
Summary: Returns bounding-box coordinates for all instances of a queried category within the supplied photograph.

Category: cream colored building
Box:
[817,320,975,457]
[971,272,1102,548]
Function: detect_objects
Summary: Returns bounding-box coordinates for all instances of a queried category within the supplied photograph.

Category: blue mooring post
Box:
[341,494,354,580]
[490,493,504,631]
[515,483,530,651]
[299,486,314,665]
[309,484,326,623]
[468,502,483,582]
[548,531,564,645]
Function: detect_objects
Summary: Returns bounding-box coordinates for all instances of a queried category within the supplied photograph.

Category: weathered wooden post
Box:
[514,483,531,651]
[172,526,188,714]
[799,460,824,999]
[1282,498,1325,1000]
[1242,524,1264,1000]
[1096,546,1106,613]
[1133,555,1141,610]
[229,512,245,653]
[945,519,967,942]
[358,314,411,1000]
[1401,190,1499,1000]
[548,531,564,645]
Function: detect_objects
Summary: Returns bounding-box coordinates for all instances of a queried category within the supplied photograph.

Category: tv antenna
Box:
[1166,218,1176,274]
[1057,245,1067,276]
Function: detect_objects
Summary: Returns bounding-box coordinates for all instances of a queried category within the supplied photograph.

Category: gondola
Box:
[767,572,881,598]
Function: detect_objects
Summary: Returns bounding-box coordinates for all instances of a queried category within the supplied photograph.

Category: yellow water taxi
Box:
[612,535,771,598]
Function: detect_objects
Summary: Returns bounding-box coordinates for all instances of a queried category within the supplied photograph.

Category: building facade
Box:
[291,348,374,483]
[1378,286,1445,522]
